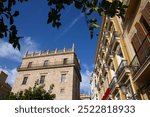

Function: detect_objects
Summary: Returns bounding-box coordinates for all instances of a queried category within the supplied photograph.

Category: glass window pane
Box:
[63,58,68,64]
[61,74,66,83]
[28,62,32,68]
[22,77,28,85]
[40,75,45,84]
[43,60,49,66]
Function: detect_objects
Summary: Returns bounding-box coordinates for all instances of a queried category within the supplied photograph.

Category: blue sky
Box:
[0,0,101,94]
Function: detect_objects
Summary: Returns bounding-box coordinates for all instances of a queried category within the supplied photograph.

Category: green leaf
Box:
[13,11,19,17]
[0,33,3,38]
[10,25,16,31]
[94,6,99,11]
[10,16,14,25]
[91,23,100,28]
[90,18,97,23]
[74,1,83,9]
[47,17,52,24]
[56,22,61,28]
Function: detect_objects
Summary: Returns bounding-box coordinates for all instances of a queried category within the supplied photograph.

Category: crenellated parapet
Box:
[24,44,75,58]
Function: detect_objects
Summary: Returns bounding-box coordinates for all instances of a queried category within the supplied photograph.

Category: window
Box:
[110,61,115,71]
[40,75,45,84]
[63,58,68,64]
[22,77,28,85]
[61,74,66,83]
[140,17,150,34]
[108,22,113,31]
[115,93,121,100]
[27,62,32,68]
[106,76,109,88]
[60,88,65,93]
[43,60,49,66]
[96,94,98,100]
[116,45,123,58]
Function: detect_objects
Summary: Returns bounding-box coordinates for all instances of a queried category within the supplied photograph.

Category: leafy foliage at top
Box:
[47,0,127,38]
[0,0,29,50]
[0,0,127,50]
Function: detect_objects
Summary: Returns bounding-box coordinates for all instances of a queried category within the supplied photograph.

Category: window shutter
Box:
[131,33,140,51]
[135,22,147,43]
[142,2,150,26]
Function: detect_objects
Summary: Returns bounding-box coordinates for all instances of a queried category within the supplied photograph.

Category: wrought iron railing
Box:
[129,56,140,76]
[109,76,117,91]
[130,33,150,76]
[116,60,128,80]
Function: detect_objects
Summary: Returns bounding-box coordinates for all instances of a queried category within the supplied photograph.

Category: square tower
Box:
[12,46,81,100]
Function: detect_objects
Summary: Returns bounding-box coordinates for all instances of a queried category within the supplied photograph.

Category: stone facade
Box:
[12,45,81,100]
[0,71,12,97]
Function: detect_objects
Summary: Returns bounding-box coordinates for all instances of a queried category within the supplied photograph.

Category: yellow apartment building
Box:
[93,0,150,100]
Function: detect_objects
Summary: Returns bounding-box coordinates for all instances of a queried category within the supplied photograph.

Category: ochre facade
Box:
[92,0,150,100]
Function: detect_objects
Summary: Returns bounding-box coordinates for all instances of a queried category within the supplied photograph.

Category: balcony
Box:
[96,82,101,92]
[100,47,106,58]
[109,76,118,94]
[105,49,114,64]
[116,60,130,83]
[99,75,104,85]
[109,31,120,53]
[18,60,75,71]
[104,31,110,38]
[130,56,140,76]
[130,33,150,81]
[102,63,108,75]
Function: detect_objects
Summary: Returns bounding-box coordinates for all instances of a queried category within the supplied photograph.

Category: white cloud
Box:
[82,64,89,70]
[0,36,38,62]
[0,68,17,86]
[21,36,38,53]
[0,41,22,62]
[56,13,84,40]
[80,64,93,95]
[24,37,33,45]
[0,36,38,86]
